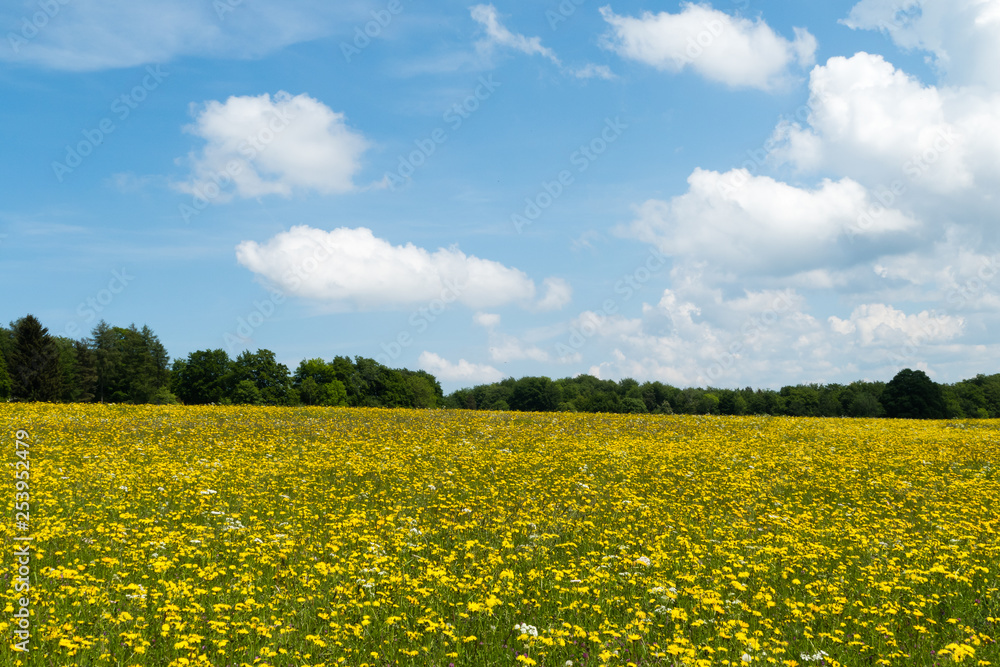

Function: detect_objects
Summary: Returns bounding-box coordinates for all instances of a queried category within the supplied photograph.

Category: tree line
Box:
[0,315,441,408]
[1,314,996,419]
[442,368,999,419]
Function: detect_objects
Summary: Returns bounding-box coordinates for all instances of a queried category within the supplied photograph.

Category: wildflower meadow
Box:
[2,405,998,666]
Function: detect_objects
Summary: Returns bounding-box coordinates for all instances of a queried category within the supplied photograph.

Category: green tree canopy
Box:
[881,369,947,419]
[230,379,263,405]
[509,376,561,412]
[231,349,296,406]
[293,358,348,407]
[400,369,443,408]
[86,322,170,403]
[172,349,232,404]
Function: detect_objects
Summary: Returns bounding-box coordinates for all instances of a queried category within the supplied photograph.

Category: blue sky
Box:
[3,0,999,392]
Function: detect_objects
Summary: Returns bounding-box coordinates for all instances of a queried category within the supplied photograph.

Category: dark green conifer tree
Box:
[10,315,62,402]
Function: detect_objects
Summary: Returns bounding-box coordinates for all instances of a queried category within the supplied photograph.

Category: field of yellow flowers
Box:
[1,405,998,667]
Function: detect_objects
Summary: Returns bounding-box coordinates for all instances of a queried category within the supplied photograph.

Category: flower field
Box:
[1,405,998,667]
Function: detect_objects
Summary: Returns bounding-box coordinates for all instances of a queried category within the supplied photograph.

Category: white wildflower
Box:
[514,622,538,637]
[800,650,829,662]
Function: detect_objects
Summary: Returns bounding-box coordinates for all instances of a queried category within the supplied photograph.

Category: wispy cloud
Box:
[0,0,359,70]
[470,4,615,79]
[471,3,561,65]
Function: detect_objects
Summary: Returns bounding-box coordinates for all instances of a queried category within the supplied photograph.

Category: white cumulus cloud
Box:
[829,303,964,346]
[769,53,989,195]
[535,277,573,311]
[558,281,978,387]
[419,352,504,383]
[176,91,370,201]
[616,168,918,280]
[568,284,821,387]
[586,6,1000,386]
[599,3,816,90]
[236,225,562,311]
[488,334,551,364]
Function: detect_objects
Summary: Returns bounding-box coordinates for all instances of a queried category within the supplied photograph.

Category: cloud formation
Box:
[769,53,987,194]
[1,0,352,70]
[598,1,1000,388]
[176,91,370,201]
[616,168,917,281]
[558,282,969,388]
[829,303,964,347]
[235,226,566,311]
[842,0,1000,87]
[536,278,573,311]
[599,3,815,90]
[470,4,614,79]
[471,4,561,65]
[419,351,504,383]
